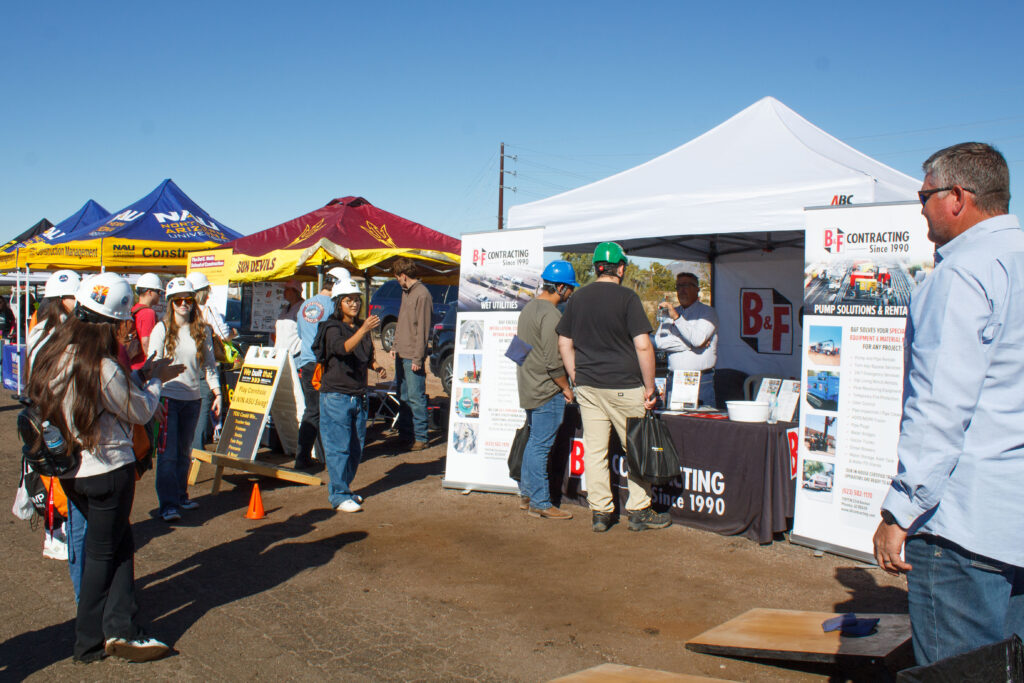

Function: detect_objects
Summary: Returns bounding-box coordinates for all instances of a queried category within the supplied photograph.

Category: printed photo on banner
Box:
[457,230,543,313]
[451,422,478,454]
[807,324,842,366]
[803,203,934,318]
[458,320,483,350]
[806,369,839,411]
[455,353,482,384]
[801,460,835,500]
[804,414,837,456]
[454,387,480,418]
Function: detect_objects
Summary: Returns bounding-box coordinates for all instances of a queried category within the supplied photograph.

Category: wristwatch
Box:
[880,509,898,526]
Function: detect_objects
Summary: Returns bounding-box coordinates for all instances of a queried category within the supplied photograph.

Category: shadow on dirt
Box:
[355,456,444,499]
[138,508,366,645]
[833,567,907,613]
[0,619,75,678]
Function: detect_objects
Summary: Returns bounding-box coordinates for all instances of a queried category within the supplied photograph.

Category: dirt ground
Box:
[0,354,912,682]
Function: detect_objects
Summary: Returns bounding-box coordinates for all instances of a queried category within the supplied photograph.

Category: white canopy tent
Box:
[508,96,922,380]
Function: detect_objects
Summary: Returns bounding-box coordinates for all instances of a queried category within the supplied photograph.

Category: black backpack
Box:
[16,403,81,477]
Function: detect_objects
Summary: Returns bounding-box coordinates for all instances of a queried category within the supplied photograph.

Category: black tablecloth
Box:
[556,409,796,543]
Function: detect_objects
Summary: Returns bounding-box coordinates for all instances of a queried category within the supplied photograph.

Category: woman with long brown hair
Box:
[28,273,182,663]
[148,277,221,522]
[27,269,81,367]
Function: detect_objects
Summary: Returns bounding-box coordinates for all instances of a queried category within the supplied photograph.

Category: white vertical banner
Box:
[442,228,544,493]
[791,202,931,561]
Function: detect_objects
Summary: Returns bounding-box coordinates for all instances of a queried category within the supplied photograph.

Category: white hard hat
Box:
[44,270,81,298]
[325,266,349,282]
[75,272,133,321]
[187,272,211,290]
[165,277,195,299]
[136,272,164,292]
[331,278,362,298]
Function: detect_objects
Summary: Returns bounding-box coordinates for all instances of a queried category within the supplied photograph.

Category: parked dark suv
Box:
[428,302,457,395]
[368,280,458,352]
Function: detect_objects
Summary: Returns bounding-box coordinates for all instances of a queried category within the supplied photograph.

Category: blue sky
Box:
[3,1,1023,243]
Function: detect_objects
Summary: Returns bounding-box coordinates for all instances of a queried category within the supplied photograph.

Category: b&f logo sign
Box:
[823,228,844,253]
[740,288,793,355]
[472,248,487,266]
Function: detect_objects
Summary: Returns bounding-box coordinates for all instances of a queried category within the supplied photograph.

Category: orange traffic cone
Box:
[245,483,265,520]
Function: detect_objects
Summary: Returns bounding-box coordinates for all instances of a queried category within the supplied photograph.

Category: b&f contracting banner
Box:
[791,201,931,561]
[442,228,544,493]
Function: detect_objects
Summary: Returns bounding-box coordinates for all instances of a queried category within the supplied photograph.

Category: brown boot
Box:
[528,506,573,520]
[408,440,428,452]
[519,496,530,510]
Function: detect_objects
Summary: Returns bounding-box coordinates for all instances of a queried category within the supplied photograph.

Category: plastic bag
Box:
[11,479,34,520]
[625,411,682,485]
[507,422,530,482]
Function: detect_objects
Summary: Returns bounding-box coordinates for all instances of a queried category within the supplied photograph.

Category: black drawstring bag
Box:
[625,412,681,485]
[507,421,530,482]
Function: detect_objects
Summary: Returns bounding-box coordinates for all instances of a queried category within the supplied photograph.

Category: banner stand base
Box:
[441,479,517,495]
[188,449,323,494]
[788,534,875,565]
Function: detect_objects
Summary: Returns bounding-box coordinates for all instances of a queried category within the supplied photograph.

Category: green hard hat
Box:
[593,241,628,265]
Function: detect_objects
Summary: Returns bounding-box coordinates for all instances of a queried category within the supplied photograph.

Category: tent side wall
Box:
[713,248,805,380]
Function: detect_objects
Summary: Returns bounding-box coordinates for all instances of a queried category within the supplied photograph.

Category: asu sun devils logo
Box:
[289,218,327,246]
[360,221,396,248]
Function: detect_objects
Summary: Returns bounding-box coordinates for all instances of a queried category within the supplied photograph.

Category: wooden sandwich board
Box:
[188,345,321,491]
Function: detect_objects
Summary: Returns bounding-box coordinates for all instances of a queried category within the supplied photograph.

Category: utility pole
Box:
[498,142,516,229]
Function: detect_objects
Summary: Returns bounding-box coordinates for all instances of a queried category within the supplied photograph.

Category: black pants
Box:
[297,362,324,462]
[64,463,143,661]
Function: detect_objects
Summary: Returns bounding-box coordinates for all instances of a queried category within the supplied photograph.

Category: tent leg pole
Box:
[316,264,325,292]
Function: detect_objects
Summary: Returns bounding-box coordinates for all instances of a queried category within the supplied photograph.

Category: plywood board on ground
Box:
[549,663,732,682]
[685,608,910,664]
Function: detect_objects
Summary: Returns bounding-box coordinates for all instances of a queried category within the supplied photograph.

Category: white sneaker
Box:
[104,636,170,662]
[353,494,364,504]
[179,499,199,510]
[335,499,363,513]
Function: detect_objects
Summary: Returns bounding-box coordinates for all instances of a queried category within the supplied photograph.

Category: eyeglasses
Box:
[918,186,976,207]
[341,297,362,305]
[172,297,195,306]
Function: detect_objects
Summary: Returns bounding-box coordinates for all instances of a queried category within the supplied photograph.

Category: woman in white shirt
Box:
[149,277,222,522]
[28,273,182,663]
[187,272,233,451]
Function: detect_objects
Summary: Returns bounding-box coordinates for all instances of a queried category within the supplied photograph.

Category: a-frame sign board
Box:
[189,345,321,491]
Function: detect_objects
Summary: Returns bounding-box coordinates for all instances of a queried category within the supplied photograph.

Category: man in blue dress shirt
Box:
[873,142,1024,665]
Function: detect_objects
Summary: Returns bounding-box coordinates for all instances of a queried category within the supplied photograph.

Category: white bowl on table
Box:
[726,400,771,423]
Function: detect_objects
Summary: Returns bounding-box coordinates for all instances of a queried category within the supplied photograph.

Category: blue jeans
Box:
[191,381,213,452]
[156,397,201,513]
[395,357,428,443]
[519,393,566,510]
[67,499,87,603]
[320,392,368,507]
[906,534,1024,665]
[699,372,716,408]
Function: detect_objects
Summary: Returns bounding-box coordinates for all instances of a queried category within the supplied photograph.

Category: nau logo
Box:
[830,194,854,205]
[360,221,396,248]
[472,248,487,267]
[740,288,793,355]
[823,228,844,253]
[154,210,217,230]
[289,218,327,246]
[112,243,135,252]
[90,285,110,305]
[40,227,66,242]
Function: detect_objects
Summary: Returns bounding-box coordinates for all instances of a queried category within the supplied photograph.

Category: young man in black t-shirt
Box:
[556,242,672,533]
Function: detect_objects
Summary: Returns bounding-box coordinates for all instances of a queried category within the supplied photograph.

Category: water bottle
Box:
[41,421,67,456]
[767,397,779,425]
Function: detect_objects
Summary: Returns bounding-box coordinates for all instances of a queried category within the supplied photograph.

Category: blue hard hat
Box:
[541,260,578,288]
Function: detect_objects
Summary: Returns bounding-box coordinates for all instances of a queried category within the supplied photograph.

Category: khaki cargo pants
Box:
[574,385,651,514]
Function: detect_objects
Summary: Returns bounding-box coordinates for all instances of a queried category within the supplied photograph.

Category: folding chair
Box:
[367,380,401,428]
